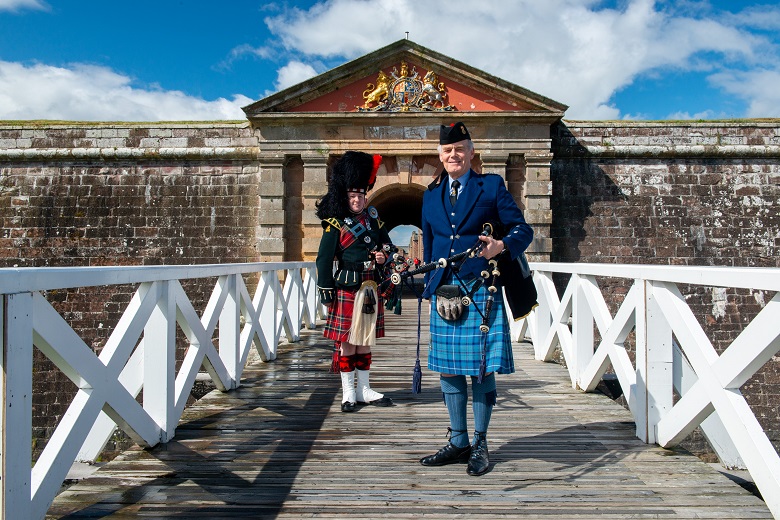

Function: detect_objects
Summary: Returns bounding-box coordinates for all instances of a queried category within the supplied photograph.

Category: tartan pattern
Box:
[323,270,385,343]
[338,355,356,373]
[354,352,372,370]
[427,282,514,376]
[338,212,370,250]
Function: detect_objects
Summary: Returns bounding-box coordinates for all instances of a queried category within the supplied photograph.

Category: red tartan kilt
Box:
[323,276,385,343]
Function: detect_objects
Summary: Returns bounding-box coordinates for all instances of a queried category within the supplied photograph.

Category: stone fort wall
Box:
[1,120,779,460]
[0,123,265,458]
[551,120,780,457]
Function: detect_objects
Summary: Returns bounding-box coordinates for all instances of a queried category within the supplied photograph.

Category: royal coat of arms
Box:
[358,61,454,112]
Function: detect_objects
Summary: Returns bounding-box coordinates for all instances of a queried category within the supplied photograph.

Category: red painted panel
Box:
[291,61,533,112]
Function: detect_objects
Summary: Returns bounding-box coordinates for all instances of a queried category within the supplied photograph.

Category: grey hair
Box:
[437,139,474,154]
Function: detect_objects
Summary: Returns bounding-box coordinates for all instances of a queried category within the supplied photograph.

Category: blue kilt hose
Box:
[428,281,514,376]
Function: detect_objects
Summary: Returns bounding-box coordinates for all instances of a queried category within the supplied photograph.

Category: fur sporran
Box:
[348,280,379,346]
[435,284,464,321]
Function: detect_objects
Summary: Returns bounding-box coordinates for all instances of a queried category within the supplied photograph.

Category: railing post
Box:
[301,266,317,329]
[257,270,278,361]
[636,280,673,443]
[144,280,175,443]
[2,293,34,519]
[533,271,553,360]
[219,274,240,389]
[572,274,594,390]
[283,269,302,341]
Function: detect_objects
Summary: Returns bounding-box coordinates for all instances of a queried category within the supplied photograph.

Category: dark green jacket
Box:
[316,208,392,302]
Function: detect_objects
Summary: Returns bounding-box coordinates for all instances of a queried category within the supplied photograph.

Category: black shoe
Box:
[420,442,471,466]
[341,401,356,413]
[467,434,490,476]
[358,396,393,407]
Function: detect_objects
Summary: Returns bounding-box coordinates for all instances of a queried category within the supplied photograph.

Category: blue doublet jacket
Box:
[420,170,533,299]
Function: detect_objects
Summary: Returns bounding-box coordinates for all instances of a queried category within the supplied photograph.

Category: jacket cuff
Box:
[318,287,335,304]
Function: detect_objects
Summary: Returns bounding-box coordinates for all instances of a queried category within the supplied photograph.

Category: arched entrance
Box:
[369,182,426,257]
[369,183,425,231]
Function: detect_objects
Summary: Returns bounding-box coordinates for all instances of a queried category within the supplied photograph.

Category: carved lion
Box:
[363,71,391,108]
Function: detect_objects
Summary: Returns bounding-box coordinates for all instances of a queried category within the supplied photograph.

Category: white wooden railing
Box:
[512,262,780,519]
[5,261,780,518]
[0,262,319,520]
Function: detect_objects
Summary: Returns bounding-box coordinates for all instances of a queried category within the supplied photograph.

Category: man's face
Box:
[439,139,474,179]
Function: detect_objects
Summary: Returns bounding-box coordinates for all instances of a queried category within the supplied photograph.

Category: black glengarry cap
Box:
[439,122,471,144]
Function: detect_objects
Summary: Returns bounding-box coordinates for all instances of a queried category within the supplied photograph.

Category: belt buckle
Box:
[363,261,372,270]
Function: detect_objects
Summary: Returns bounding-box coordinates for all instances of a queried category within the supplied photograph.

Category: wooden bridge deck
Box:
[48,301,771,519]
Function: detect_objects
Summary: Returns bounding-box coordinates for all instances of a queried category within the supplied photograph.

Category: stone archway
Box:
[368,182,425,231]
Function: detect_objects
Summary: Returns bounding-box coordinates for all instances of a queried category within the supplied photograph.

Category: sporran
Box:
[435,284,465,321]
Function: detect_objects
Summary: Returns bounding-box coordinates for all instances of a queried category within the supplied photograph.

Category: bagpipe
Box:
[378,222,537,394]
[379,221,538,327]
[372,243,415,300]
[376,222,539,392]
[388,223,501,332]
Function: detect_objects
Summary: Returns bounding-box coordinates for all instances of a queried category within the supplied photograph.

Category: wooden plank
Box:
[47,299,772,519]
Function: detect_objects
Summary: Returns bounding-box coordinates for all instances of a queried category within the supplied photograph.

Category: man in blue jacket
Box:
[419,122,533,476]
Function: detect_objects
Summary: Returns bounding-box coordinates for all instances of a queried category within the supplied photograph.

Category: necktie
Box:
[449,180,460,206]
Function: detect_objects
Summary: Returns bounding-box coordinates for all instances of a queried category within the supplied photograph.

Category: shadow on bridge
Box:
[48,299,771,519]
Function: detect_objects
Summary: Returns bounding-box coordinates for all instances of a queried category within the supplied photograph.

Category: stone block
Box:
[302,182,327,197]
[524,209,552,223]
[301,209,320,225]
[258,169,283,183]
[257,182,285,196]
[302,236,322,253]
[525,195,551,210]
[524,181,551,196]
[257,211,285,225]
[159,138,188,148]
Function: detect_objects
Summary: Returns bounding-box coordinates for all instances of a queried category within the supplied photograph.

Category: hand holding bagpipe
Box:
[375,244,415,298]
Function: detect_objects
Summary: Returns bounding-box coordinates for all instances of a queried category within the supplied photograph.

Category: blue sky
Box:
[1,0,780,121]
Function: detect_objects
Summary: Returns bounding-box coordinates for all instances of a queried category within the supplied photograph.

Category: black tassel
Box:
[412,296,423,393]
[412,359,422,394]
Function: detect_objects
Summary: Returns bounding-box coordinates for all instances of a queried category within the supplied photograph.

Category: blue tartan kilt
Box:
[428,282,515,376]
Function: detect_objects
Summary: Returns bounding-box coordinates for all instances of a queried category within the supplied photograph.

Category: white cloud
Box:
[664,109,722,120]
[0,61,252,121]
[709,68,780,118]
[261,0,780,119]
[726,4,780,32]
[4,0,778,121]
[274,60,318,91]
[0,0,47,12]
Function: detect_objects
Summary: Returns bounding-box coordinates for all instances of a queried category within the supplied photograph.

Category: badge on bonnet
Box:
[439,122,471,144]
